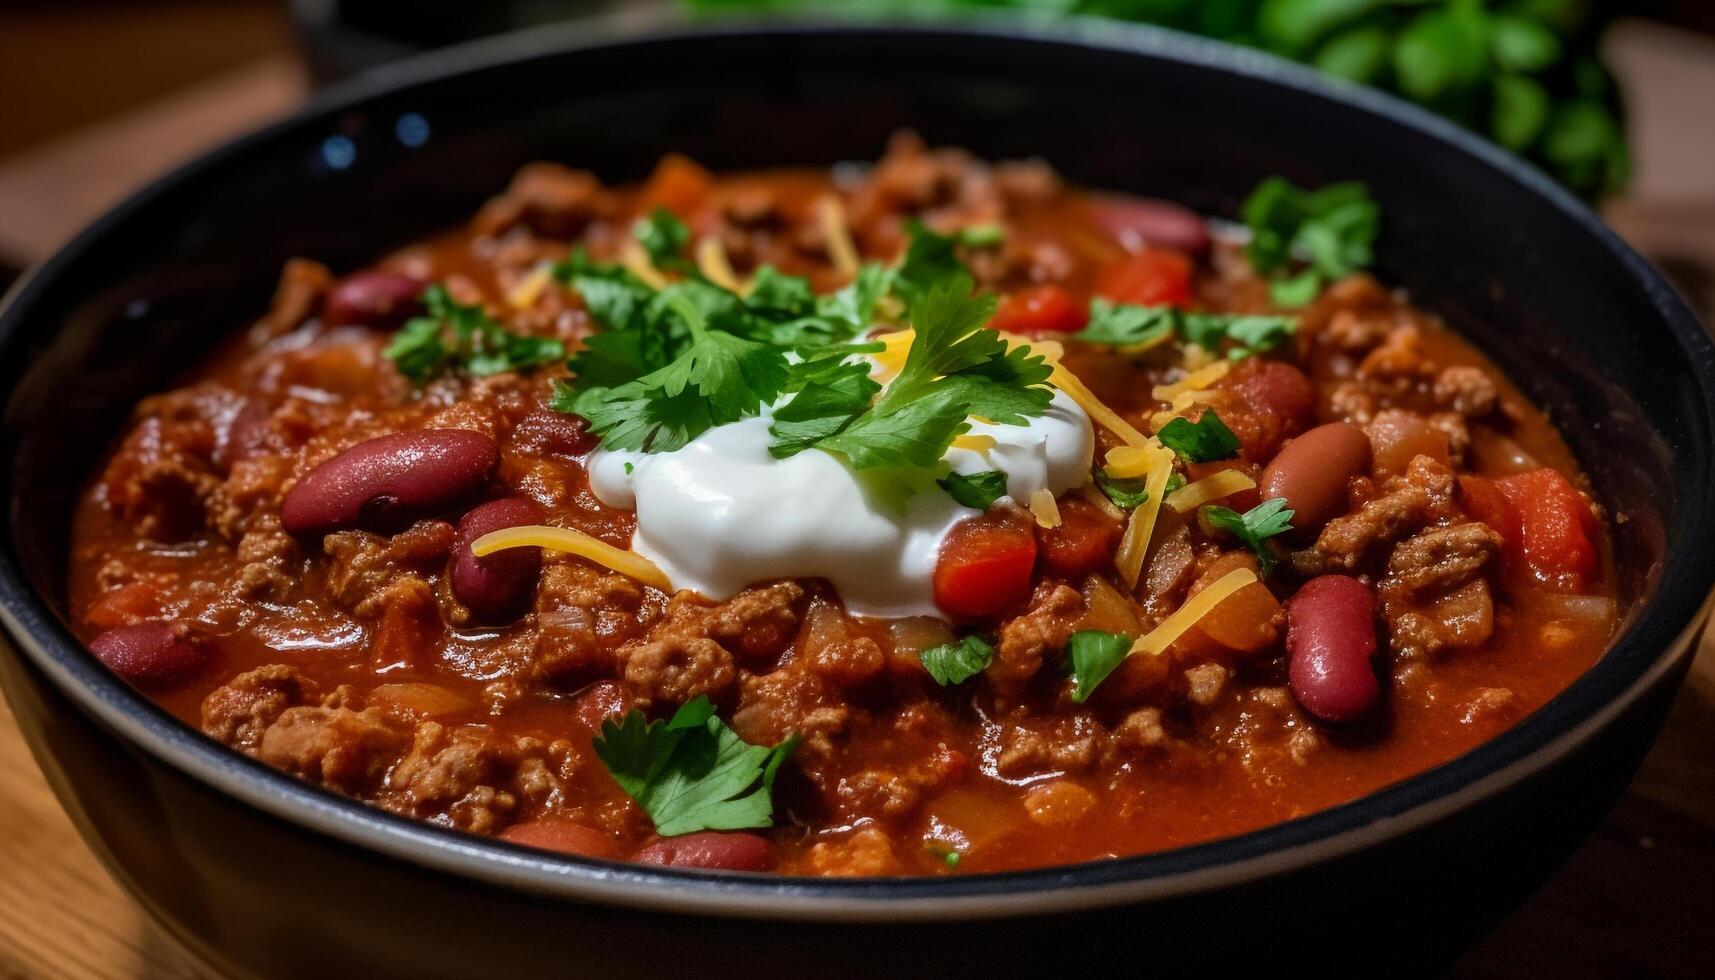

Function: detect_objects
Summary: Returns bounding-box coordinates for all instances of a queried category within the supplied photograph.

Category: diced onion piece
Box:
[1029,488,1062,528]
[816,196,861,279]
[619,240,669,289]
[1153,360,1231,402]
[695,236,745,294]
[507,265,553,310]
[471,525,671,591]
[951,434,998,452]
[1129,567,1258,657]
[1167,470,1256,513]
[1112,442,1176,589]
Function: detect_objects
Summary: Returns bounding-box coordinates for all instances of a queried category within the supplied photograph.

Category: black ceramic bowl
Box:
[2,20,1712,979]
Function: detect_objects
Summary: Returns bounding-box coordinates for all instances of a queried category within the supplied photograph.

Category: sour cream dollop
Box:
[587,389,1094,618]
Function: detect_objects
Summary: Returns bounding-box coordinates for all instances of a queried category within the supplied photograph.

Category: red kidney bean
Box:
[509,410,598,458]
[1285,575,1380,723]
[323,271,426,328]
[451,497,543,623]
[88,622,211,690]
[1231,361,1315,440]
[1259,422,1372,533]
[281,429,499,537]
[1091,196,1211,254]
[634,832,774,872]
[213,397,272,470]
[499,820,620,860]
[573,681,630,732]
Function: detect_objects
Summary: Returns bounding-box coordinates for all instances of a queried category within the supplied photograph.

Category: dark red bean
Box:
[281,429,499,537]
[634,832,773,872]
[1231,361,1315,440]
[573,681,630,732]
[499,820,620,860]
[509,410,598,458]
[88,622,211,690]
[1285,575,1380,723]
[323,271,426,328]
[451,497,543,623]
[1091,196,1211,255]
[213,397,272,470]
[1259,422,1372,533]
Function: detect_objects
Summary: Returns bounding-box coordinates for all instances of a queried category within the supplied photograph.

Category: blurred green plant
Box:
[684,0,1629,196]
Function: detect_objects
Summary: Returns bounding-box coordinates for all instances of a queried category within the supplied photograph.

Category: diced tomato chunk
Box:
[1487,468,1599,592]
[990,284,1088,334]
[934,512,1038,618]
[1094,249,1194,308]
[1038,495,1122,578]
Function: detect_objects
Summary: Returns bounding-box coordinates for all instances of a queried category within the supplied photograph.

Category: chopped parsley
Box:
[938,470,1009,511]
[553,291,789,453]
[632,207,692,271]
[1157,411,1241,462]
[892,219,968,310]
[1094,469,1184,510]
[1202,497,1296,575]
[592,695,798,837]
[383,284,566,383]
[769,275,1053,472]
[1241,177,1380,308]
[919,635,996,686]
[958,224,1005,248]
[1077,300,1295,360]
[1067,630,1133,703]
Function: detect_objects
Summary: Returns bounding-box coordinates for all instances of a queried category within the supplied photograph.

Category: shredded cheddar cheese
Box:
[950,434,999,453]
[1028,488,1062,529]
[816,196,861,280]
[1153,360,1231,403]
[1103,445,1155,479]
[506,264,553,310]
[1129,567,1258,657]
[1050,363,1149,447]
[471,525,672,592]
[619,240,670,290]
[695,236,745,294]
[1167,470,1256,513]
[1112,441,1176,589]
[1076,484,1125,521]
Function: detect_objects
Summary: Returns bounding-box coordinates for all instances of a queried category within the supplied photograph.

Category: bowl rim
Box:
[2,16,1714,920]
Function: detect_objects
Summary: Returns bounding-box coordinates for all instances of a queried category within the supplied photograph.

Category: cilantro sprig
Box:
[1241,177,1380,307]
[920,635,995,686]
[1157,412,1241,463]
[1067,630,1132,703]
[383,284,566,383]
[938,470,1009,511]
[1203,497,1296,575]
[592,695,798,837]
[769,274,1053,471]
[633,208,693,272]
[1077,300,1295,361]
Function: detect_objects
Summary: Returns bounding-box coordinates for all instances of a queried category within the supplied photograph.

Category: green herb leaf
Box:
[771,273,1052,474]
[1067,629,1133,703]
[384,284,566,383]
[1076,299,1176,347]
[920,635,996,686]
[1157,411,1241,462]
[632,207,692,269]
[958,224,1006,248]
[893,219,968,309]
[1202,497,1296,575]
[593,695,799,837]
[1096,474,1149,510]
[1490,14,1561,74]
[1241,176,1380,308]
[565,292,789,452]
[939,469,1009,510]
[1491,73,1552,151]
[1393,4,1491,101]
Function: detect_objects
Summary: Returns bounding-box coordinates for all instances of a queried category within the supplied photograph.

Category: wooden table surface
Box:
[1,19,1713,979]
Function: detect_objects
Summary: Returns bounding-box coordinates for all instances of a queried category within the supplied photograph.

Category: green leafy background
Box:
[684,0,1628,197]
